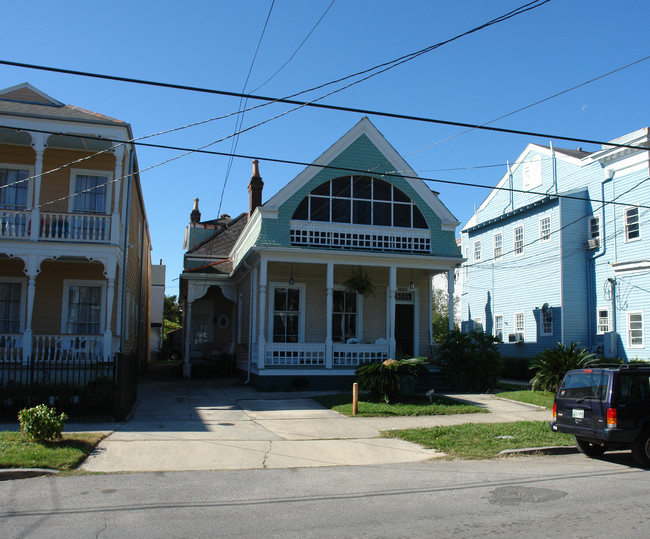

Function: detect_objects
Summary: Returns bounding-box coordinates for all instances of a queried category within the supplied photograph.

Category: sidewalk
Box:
[2,377,553,474]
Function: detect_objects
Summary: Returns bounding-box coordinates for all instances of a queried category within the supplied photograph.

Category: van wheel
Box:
[631,430,650,468]
[575,437,606,457]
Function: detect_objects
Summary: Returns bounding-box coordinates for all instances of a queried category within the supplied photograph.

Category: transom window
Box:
[0,168,29,209]
[625,207,640,242]
[493,233,503,261]
[332,290,358,343]
[292,176,427,229]
[540,217,551,242]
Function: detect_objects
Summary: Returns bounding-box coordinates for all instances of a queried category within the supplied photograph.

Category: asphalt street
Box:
[1,452,648,538]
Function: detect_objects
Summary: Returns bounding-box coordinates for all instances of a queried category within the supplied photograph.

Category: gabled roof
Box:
[260,116,459,228]
[0,83,127,126]
[185,213,248,275]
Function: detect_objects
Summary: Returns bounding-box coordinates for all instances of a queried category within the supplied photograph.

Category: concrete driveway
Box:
[2,376,552,473]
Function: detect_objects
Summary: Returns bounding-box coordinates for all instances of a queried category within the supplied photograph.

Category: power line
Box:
[3,124,649,211]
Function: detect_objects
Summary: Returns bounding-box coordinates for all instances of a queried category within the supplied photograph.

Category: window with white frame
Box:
[515,312,525,335]
[0,167,29,209]
[542,308,553,335]
[473,317,483,332]
[62,281,105,335]
[628,311,644,348]
[0,279,25,333]
[590,216,600,240]
[493,233,503,261]
[271,284,304,343]
[473,240,481,262]
[70,171,111,214]
[514,226,524,256]
[495,315,503,341]
[540,216,551,242]
[625,207,640,241]
[332,289,359,343]
[597,308,609,334]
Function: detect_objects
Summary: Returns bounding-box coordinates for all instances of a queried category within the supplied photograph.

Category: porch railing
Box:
[332,343,389,366]
[0,334,23,362]
[0,211,29,238]
[265,343,326,366]
[264,342,390,367]
[40,212,111,242]
[32,335,104,362]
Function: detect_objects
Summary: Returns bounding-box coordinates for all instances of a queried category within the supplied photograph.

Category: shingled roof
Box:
[0,83,127,126]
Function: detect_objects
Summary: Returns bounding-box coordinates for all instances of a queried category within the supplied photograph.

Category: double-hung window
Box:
[514,226,524,256]
[63,281,104,335]
[542,308,553,336]
[590,216,600,240]
[515,312,525,336]
[625,207,640,242]
[332,289,359,343]
[494,315,503,341]
[72,174,108,214]
[271,284,304,343]
[473,240,481,262]
[0,280,24,333]
[0,167,29,209]
[628,312,644,348]
[473,317,483,332]
[493,233,503,261]
[540,217,551,242]
[597,308,609,334]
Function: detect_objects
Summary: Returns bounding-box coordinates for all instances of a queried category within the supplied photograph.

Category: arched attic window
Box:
[292,176,428,229]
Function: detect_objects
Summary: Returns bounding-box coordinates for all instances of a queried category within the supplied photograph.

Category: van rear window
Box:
[559,372,610,400]
[619,374,650,402]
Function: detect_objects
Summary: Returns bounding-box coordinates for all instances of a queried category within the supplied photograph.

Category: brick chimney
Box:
[248,159,263,220]
[190,197,201,223]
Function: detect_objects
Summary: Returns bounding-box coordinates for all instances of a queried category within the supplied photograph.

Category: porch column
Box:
[22,258,38,364]
[111,145,124,245]
[104,277,115,360]
[257,259,267,370]
[388,266,397,358]
[447,268,455,332]
[325,263,333,369]
[183,301,193,378]
[29,133,47,242]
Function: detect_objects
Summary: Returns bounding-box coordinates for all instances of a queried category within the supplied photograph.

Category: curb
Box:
[0,468,59,481]
[499,445,579,456]
[491,395,548,410]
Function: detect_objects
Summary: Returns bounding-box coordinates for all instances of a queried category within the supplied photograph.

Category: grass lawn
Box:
[0,431,105,471]
[383,421,574,459]
[496,390,555,409]
[313,393,487,417]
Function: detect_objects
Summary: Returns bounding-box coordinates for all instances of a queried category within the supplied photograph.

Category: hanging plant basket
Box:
[343,267,375,297]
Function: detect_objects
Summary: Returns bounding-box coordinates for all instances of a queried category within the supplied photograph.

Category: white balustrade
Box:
[265,343,326,366]
[333,343,389,366]
[0,211,29,239]
[39,213,111,242]
[32,335,104,362]
[0,334,23,362]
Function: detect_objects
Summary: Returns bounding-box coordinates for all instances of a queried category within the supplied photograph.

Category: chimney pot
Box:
[248,160,264,220]
[190,197,201,223]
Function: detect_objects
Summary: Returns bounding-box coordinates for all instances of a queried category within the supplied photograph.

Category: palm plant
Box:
[529,342,596,392]
[356,357,428,403]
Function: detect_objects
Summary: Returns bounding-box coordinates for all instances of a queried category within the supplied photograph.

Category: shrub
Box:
[18,404,68,442]
[501,356,534,380]
[437,330,502,392]
[529,342,596,392]
[356,357,428,403]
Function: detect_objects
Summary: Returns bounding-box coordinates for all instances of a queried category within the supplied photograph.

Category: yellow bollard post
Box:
[352,382,359,416]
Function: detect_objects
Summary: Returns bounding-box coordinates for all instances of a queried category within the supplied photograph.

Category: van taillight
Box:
[553,403,556,419]
[607,408,617,428]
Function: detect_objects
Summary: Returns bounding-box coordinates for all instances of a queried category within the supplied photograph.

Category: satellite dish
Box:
[542,303,550,313]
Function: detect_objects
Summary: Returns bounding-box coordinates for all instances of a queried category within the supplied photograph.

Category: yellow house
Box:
[0,83,150,415]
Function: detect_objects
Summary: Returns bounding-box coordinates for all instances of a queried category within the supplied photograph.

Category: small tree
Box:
[437,329,502,392]
[530,342,596,392]
[431,288,459,341]
[163,295,181,340]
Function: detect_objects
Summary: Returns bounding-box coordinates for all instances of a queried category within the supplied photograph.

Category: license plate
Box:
[572,408,585,419]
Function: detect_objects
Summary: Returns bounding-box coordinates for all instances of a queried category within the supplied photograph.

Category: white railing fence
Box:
[265,343,326,366]
[32,335,104,362]
[333,343,389,366]
[40,213,111,242]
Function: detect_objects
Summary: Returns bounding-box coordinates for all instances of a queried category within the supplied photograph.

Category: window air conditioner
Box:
[515,333,524,343]
[586,238,600,250]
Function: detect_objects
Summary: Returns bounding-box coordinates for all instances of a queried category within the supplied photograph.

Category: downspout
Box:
[119,145,135,354]
[589,172,613,350]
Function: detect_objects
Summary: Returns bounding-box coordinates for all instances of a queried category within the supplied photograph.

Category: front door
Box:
[395,303,414,357]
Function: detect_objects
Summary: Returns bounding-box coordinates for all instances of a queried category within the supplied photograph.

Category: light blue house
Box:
[460,128,650,361]
[180,117,462,388]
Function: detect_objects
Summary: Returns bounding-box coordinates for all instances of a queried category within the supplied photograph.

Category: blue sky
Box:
[2,0,649,294]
